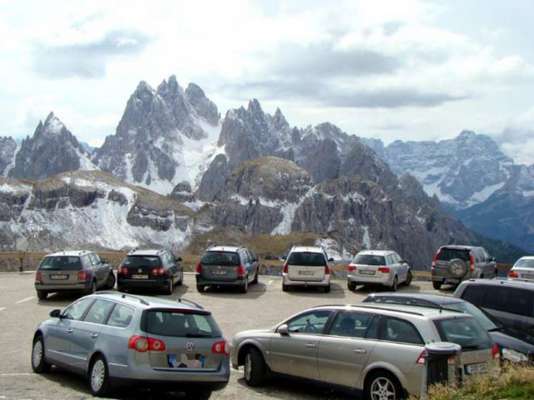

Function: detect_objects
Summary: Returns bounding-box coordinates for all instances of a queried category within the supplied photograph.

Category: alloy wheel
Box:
[32,339,43,368]
[90,359,106,393]
[245,353,252,382]
[370,376,397,400]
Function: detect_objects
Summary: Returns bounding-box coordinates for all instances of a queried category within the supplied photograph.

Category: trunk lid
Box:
[38,256,83,285]
[199,251,240,281]
[287,251,327,282]
[122,255,162,279]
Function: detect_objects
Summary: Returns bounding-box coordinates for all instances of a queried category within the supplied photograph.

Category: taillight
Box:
[211,340,229,355]
[508,270,519,278]
[128,335,166,352]
[119,266,129,276]
[236,265,246,278]
[416,349,427,365]
[35,271,43,283]
[151,267,165,277]
[378,267,390,273]
[492,343,500,360]
[282,263,288,274]
[195,262,202,274]
[77,271,90,281]
[469,254,475,272]
[324,264,330,275]
[432,251,440,270]
[347,264,357,272]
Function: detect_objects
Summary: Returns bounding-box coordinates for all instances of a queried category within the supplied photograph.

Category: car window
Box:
[84,300,115,324]
[460,285,486,306]
[353,254,386,266]
[123,255,161,267]
[62,298,94,320]
[485,287,534,317]
[514,259,534,269]
[435,317,492,350]
[378,317,423,345]
[92,253,101,265]
[144,310,222,338]
[288,252,326,266]
[444,302,497,331]
[201,251,239,266]
[107,304,135,328]
[437,248,470,262]
[328,312,374,338]
[286,310,332,334]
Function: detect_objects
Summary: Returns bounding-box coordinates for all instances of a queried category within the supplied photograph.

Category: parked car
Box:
[195,246,259,293]
[347,250,412,291]
[431,245,497,290]
[117,249,183,294]
[34,251,115,300]
[31,292,230,399]
[364,292,534,363]
[455,279,534,353]
[508,256,534,281]
[231,303,498,400]
[282,246,332,292]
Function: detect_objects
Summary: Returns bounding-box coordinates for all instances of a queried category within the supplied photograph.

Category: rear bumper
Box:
[34,282,90,291]
[117,277,169,289]
[348,272,393,286]
[196,276,247,287]
[282,273,330,287]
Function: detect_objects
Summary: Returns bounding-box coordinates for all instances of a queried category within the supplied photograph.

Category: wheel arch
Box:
[361,362,408,394]
[87,350,108,376]
[237,340,268,368]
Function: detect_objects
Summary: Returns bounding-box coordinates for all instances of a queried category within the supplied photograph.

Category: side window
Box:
[486,287,534,317]
[328,312,374,338]
[107,304,135,328]
[460,285,486,307]
[84,300,115,324]
[93,253,101,264]
[239,250,248,264]
[63,298,94,320]
[286,310,332,334]
[379,317,423,345]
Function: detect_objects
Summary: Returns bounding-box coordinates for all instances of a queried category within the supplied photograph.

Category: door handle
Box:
[353,348,367,354]
[66,328,73,334]
[91,333,99,339]
[305,343,316,349]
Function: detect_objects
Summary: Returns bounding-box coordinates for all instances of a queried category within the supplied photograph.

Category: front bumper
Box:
[282,273,330,287]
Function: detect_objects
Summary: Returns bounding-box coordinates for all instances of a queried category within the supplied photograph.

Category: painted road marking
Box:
[15,296,34,304]
[0,373,33,376]
[0,307,5,312]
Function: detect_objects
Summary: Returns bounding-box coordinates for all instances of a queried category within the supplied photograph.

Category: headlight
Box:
[502,348,529,363]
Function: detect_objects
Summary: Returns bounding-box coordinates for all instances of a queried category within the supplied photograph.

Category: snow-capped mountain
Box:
[95,76,222,194]
[0,137,17,176]
[9,112,96,180]
[362,131,515,209]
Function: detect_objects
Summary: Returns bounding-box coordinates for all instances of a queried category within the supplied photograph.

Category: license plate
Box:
[360,270,376,275]
[167,353,206,369]
[298,270,315,276]
[50,274,68,280]
[465,363,487,375]
[132,274,148,279]
[213,268,227,276]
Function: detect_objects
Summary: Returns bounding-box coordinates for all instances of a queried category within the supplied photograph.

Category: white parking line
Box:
[0,372,33,376]
[0,307,5,312]
[268,280,273,285]
[15,296,35,304]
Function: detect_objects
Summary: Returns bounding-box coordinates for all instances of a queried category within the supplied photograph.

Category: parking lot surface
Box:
[0,272,437,399]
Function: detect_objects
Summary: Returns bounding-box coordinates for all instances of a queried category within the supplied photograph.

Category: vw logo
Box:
[185,341,195,353]
[138,268,142,273]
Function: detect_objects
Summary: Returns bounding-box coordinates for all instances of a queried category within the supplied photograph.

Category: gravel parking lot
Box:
[0,272,438,399]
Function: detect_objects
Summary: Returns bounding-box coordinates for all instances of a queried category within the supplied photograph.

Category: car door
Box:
[46,297,94,366]
[395,253,408,282]
[92,253,107,287]
[239,250,252,283]
[67,299,115,371]
[268,309,333,380]
[317,311,377,388]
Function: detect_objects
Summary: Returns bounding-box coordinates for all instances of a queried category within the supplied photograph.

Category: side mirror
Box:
[281,256,287,261]
[176,257,183,262]
[490,257,496,263]
[277,324,289,336]
[400,260,407,264]
[328,257,334,262]
[50,309,62,318]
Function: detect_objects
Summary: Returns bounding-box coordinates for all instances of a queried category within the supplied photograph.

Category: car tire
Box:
[86,280,97,295]
[391,277,398,292]
[323,285,331,293]
[165,279,174,295]
[89,355,111,397]
[36,290,48,301]
[31,335,51,373]
[432,280,443,290]
[185,389,212,400]
[244,347,267,387]
[404,271,413,286]
[105,272,116,290]
[240,279,249,294]
[347,281,357,291]
[117,284,126,292]
[177,271,183,286]
[282,284,289,292]
[196,284,205,293]
[364,370,404,400]
[252,270,259,284]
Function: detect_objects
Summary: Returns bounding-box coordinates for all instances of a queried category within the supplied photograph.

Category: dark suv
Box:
[431,245,496,290]
[195,246,259,293]
[117,249,183,294]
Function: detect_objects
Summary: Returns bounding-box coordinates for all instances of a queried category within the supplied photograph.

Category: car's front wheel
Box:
[244,347,267,387]
[365,371,404,400]
[89,356,111,397]
[31,335,51,373]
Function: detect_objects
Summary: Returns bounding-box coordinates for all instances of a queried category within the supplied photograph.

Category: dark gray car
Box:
[34,251,115,300]
[431,245,497,290]
[195,246,259,293]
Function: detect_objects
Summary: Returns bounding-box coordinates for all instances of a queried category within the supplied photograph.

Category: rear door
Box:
[123,255,162,280]
[434,247,470,278]
[287,251,326,282]
[39,256,83,286]
[200,251,240,281]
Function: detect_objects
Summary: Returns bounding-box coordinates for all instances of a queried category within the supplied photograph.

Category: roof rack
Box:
[94,291,150,306]
[178,298,204,309]
[348,304,424,316]
[365,297,464,314]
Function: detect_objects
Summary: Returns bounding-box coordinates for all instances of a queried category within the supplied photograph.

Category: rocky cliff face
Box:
[9,113,95,180]
[0,137,17,176]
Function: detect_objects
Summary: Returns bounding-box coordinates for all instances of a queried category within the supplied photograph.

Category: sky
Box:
[1,0,534,164]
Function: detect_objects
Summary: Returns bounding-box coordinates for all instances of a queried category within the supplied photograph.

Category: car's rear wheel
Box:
[432,280,443,290]
[282,283,289,292]
[404,271,413,286]
[31,335,50,373]
[196,284,205,293]
[105,272,116,290]
[252,270,259,284]
[165,279,174,295]
[89,356,111,397]
[244,347,267,387]
[348,281,357,291]
[177,270,183,286]
[185,389,212,399]
[365,371,404,400]
[323,284,331,293]
[36,290,48,300]
[86,280,97,295]
[390,277,398,292]
[240,279,249,294]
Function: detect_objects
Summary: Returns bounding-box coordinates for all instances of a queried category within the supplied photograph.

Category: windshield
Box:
[144,310,222,338]
[435,317,492,350]
[513,258,534,269]
[123,256,161,268]
[288,252,326,266]
[353,254,386,266]
[445,302,497,331]
[201,251,239,266]
[39,256,82,271]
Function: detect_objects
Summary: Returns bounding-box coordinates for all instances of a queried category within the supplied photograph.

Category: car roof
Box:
[356,250,395,256]
[313,303,463,319]
[92,292,206,312]
[516,256,534,261]
[365,292,463,306]
[46,250,93,257]
[290,246,324,253]
[207,246,241,253]
[128,249,166,256]
[461,278,534,290]
[439,245,476,250]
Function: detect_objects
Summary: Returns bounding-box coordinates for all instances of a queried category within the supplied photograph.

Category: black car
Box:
[364,292,534,363]
[117,249,183,294]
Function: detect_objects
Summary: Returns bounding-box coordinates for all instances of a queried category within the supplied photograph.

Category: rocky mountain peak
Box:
[185,82,219,125]
[272,107,289,130]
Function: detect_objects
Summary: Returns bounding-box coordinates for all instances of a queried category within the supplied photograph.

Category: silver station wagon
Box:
[231,304,498,400]
[31,292,230,399]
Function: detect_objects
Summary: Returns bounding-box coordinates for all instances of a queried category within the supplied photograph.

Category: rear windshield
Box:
[514,259,534,269]
[288,252,326,266]
[39,256,82,271]
[201,251,239,266]
[436,248,470,262]
[123,256,161,267]
[353,254,386,266]
[144,310,222,338]
[434,317,492,350]
[444,302,497,332]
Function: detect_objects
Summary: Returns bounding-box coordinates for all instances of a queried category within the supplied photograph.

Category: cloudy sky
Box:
[1,0,534,163]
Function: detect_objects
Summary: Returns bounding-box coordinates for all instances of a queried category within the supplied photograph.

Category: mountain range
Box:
[0,75,529,265]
